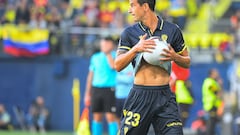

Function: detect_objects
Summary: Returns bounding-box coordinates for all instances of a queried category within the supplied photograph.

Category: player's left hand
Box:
[160,44,177,62]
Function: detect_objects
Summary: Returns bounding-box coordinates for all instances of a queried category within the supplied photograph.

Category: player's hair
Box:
[138,0,155,11]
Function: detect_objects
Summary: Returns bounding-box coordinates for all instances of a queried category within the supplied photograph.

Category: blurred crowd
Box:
[0,0,238,60]
[0,0,204,57]
[0,1,239,134]
[0,0,192,29]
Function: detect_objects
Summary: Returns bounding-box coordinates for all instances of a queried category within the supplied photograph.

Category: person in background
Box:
[26,96,49,133]
[202,68,223,135]
[15,0,30,25]
[170,61,194,126]
[191,110,207,135]
[115,64,134,126]
[0,104,11,130]
[84,36,118,135]
[169,0,187,30]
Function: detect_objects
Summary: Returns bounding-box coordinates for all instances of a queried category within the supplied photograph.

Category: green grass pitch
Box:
[0,130,73,135]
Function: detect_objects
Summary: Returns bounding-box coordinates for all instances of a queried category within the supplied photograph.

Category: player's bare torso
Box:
[134,59,170,86]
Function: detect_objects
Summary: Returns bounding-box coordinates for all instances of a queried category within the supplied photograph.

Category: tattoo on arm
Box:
[117,50,128,56]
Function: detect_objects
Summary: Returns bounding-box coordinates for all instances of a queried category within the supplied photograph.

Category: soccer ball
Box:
[143,37,169,66]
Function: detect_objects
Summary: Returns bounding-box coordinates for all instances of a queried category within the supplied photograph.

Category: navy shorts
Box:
[116,98,127,118]
[118,84,183,135]
[91,87,116,113]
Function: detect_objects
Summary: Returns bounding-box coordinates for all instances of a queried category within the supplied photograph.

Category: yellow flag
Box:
[77,107,91,135]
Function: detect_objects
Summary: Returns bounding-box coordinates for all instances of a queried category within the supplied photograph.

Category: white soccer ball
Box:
[143,37,169,66]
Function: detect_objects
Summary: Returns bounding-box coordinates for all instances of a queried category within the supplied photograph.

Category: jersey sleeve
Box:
[118,29,132,51]
[172,27,186,54]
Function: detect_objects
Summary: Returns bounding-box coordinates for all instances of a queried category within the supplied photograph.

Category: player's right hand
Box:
[134,33,156,53]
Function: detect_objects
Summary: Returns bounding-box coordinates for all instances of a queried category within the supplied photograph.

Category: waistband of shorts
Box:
[133,84,170,90]
[92,86,114,90]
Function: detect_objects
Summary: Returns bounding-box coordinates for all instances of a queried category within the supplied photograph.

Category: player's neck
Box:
[142,13,158,33]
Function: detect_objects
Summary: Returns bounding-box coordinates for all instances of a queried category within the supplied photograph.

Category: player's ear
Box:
[142,3,149,11]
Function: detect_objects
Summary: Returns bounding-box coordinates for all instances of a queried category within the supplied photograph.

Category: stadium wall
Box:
[0,57,231,131]
[0,57,89,131]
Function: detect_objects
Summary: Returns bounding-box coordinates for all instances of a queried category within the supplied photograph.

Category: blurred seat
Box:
[211,33,225,49]
[155,0,170,12]
[120,1,129,13]
[186,33,200,49]
[199,33,212,49]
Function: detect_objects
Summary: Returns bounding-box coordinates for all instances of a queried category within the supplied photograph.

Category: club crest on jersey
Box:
[161,34,168,41]
[139,35,144,40]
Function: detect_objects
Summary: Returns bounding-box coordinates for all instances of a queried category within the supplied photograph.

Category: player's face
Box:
[128,0,145,22]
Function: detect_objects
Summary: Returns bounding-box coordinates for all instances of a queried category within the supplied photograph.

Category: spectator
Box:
[45,5,62,55]
[230,9,240,32]
[26,96,50,133]
[82,0,100,56]
[1,3,16,24]
[110,7,125,29]
[33,0,48,7]
[45,5,62,29]
[227,59,240,135]
[15,0,30,25]
[98,3,114,28]
[29,6,47,29]
[202,68,223,135]
[0,104,11,130]
[59,0,78,55]
[230,10,240,56]
[83,0,99,27]
[191,110,207,135]
[60,0,78,27]
[170,62,194,126]
[169,0,187,29]
[0,0,6,24]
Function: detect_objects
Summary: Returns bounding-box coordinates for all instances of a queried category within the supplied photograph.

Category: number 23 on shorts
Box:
[123,109,141,127]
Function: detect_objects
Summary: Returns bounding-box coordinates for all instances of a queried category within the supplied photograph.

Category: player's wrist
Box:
[172,53,180,62]
[131,45,140,54]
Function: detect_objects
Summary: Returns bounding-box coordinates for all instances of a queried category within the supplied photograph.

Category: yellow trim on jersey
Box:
[138,22,146,32]
[160,19,164,30]
[118,46,131,50]
[177,44,187,54]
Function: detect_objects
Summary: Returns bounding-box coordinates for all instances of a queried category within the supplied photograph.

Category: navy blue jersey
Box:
[118,16,186,71]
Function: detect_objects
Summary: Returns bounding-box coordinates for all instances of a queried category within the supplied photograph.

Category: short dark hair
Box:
[208,68,217,76]
[102,36,115,43]
[138,0,156,11]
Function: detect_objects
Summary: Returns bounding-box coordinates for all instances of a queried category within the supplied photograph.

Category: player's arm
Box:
[114,34,155,71]
[114,49,137,72]
[84,70,93,106]
[161,26,191,68]
[173,47,190,68]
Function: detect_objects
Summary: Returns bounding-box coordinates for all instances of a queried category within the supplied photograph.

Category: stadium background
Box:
[0,0,239,134]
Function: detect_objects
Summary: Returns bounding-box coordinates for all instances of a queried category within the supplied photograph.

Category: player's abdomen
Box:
[134,61,170,86]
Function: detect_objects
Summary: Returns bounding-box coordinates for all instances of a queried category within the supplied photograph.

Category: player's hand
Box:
[134,34,156,53]
[160,44,177,62]
[84,93,91,107]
